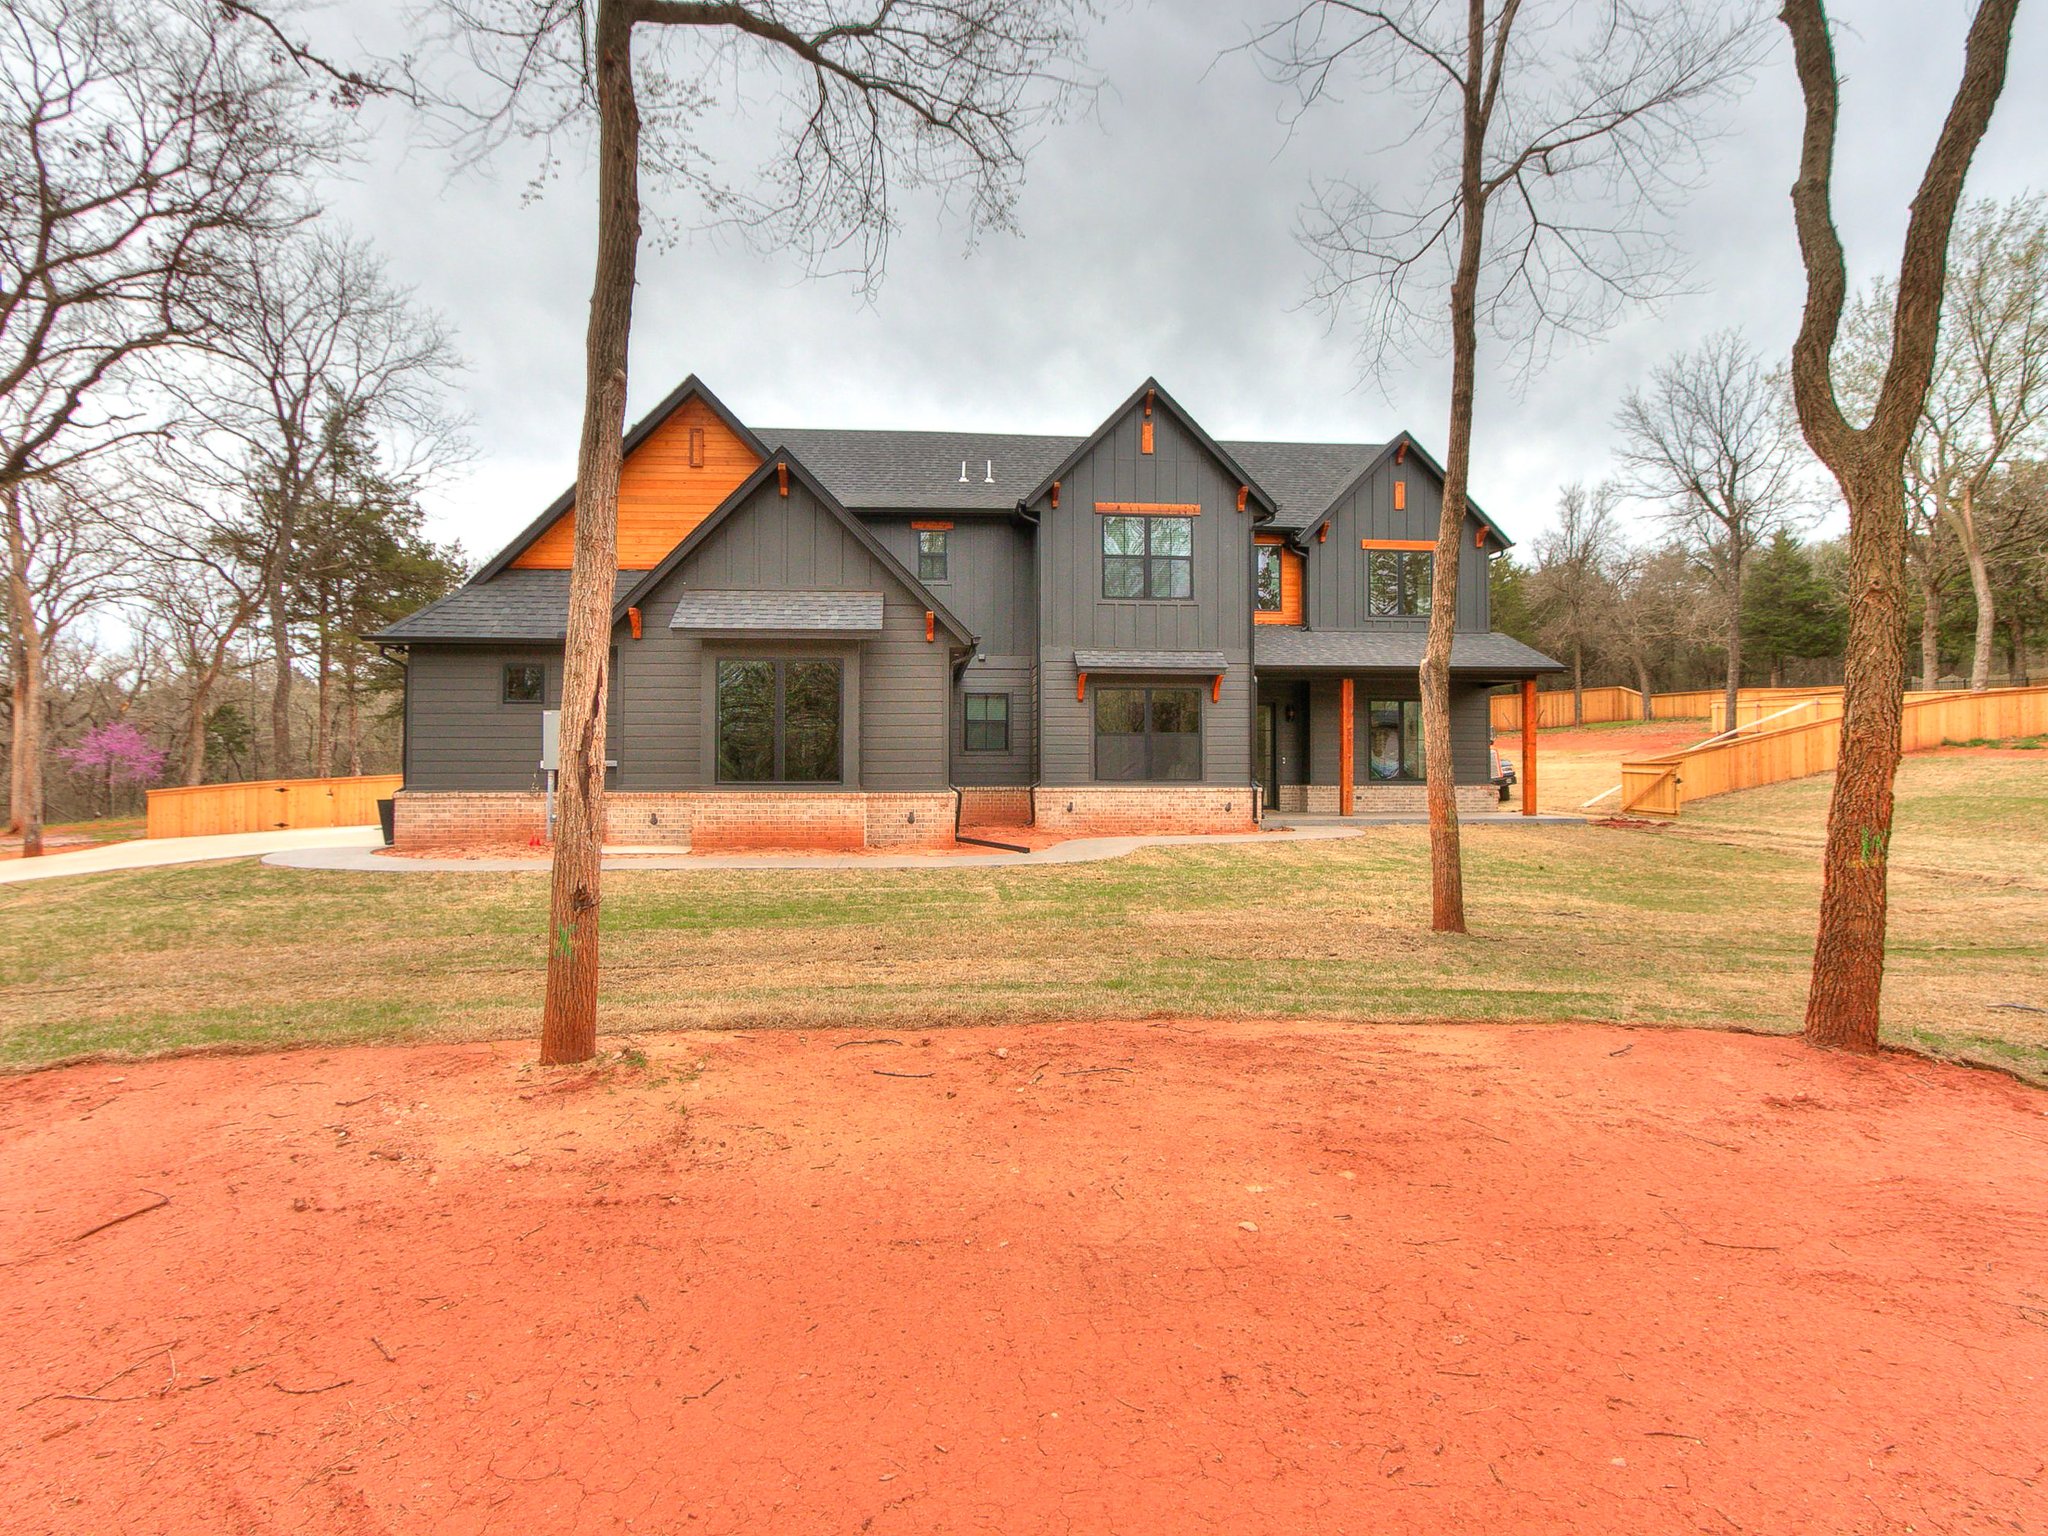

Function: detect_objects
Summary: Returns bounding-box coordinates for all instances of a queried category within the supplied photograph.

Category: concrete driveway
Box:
[0,826,383,885]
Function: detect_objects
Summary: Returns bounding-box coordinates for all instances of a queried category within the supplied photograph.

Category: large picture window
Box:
[1102,515,1193,600]
[917,529,949,583]
[1094,686,1202,781]
[1254,545,1283,612]
[964,692,1009,752]
[1367,699,1425,781]
[716,659,842,783]
[1367,550,1433,616]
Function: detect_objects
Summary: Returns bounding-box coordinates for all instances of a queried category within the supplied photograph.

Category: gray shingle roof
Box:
[1219,440,1382,531]
[669,589,885,633]
[1254,628,1563,675]
[762,427,1083,511]
[1073,649,1231,673]
[373,570,639,642]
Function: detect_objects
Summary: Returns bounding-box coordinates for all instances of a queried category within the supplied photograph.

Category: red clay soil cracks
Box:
[3,1020,2045,1535]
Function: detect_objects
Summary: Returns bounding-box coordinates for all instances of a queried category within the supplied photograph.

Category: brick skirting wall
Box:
[393,789,955,852]
[1031,785,1257,837]
[957,787,1033,827]
[392,791,548,849]
[1302,783,1502,816]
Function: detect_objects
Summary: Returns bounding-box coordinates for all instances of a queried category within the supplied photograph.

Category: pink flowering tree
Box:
[59,722,169,817]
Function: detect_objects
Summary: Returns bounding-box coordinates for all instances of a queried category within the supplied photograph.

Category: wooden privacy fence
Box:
[1618,685,2048,817]
[1489,685,1644,731]
[1488,684,1790,731]
[145,774,402,839]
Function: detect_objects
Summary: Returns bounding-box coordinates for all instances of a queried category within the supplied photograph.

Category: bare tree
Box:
[2,475,128,851]
[1253,0,1765,933]
[162,231,466,777]
[430,0,1098,1063]
[1610,542,1709,713]
[1526,481,1619,723]
[1615,329,1810,727]
[1778,0,2020,1053]
[0,0,335,850]
[1888,199,2048,692]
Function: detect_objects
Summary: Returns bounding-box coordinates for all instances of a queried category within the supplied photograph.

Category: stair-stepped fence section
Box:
[145,774,403,839]
[1618,685,2048,817]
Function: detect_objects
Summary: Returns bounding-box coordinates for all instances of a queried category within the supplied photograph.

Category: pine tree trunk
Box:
[344,651,363,776]
[1953,484,1996,691]
[1804,462,1909,1051]
[314,625,332,776]
[540,0,640,1065]
[268,527,293,778]
[5,490,43,857]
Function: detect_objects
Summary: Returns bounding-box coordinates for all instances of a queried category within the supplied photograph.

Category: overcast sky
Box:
[314,1,2048,565]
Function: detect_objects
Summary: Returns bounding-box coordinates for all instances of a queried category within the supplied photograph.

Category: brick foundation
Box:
[1302,783,1502,816]
[1272,784,1309,813]
[392,791,547,850]
[956,786,1033,828]
[1031,785,1257,837]
[393,789,956,853]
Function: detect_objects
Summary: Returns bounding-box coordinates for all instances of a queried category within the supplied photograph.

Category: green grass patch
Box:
[2,756,2043,1078]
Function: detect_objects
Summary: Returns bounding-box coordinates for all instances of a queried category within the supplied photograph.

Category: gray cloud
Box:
[317,0,2048,561]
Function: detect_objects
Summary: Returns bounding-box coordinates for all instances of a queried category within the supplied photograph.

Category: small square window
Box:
[964,692,1009,752]
[503,663,545,703]
[918,530,949,583]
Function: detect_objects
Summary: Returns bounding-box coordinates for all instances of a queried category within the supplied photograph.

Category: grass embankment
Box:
[1,756,2042,1077]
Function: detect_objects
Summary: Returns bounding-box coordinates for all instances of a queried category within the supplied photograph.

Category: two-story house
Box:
[375,376,1561,851]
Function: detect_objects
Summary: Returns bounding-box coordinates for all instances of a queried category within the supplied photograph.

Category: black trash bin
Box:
[376,798,395,847]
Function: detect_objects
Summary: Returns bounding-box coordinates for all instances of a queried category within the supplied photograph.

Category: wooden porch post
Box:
[1521,678,1538,816]
[1339,677,1355,816]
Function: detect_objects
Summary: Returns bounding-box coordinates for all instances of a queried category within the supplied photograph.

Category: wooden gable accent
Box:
[511,397,763,571]
[1254,534,1305,626]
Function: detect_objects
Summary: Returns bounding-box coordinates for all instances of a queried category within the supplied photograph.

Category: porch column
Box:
[1521,677,1538,816]
[1339,677,1355,816]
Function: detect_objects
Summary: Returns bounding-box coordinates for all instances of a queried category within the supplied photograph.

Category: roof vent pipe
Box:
[958,460,968,483]
[984,458,994,485]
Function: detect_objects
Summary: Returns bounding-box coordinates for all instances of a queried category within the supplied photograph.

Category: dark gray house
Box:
[376,376,1560,850]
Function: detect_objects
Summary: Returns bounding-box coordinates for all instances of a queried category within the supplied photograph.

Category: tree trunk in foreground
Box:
[1782,0,2018,1053]
[540,0,640,1066]
[1802,464,1908,1049]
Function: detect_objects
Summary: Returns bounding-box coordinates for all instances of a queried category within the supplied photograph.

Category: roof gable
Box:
[614,447,976,648]
[1317,432,1513,550]
[1022,378,1280,518]
[473,376,769,581]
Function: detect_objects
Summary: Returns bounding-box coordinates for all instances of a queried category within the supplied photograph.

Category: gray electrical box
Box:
[541,709,560,771]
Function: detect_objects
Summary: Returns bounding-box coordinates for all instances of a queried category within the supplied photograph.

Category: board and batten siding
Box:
[866,514,1039,785]
[1031,400,1256,786]
[617,475,956,792]
[1307,457,1492,634]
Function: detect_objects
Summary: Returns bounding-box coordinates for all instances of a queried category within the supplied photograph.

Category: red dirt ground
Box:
[4,1021,2045,1535]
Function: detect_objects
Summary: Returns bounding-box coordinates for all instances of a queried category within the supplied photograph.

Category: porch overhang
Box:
[1252,628,1563,680]
[669,589,885,639]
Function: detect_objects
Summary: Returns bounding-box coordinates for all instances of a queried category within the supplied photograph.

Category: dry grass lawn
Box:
[1,752,2042,1077]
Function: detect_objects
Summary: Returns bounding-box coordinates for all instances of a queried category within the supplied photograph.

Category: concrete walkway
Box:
[262,810,1583,875]
[0,826,384,885]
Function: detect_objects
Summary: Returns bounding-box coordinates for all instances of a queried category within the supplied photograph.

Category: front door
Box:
[1256,702,1278,808]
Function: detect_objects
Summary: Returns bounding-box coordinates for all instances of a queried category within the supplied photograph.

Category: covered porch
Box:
[1251,629,1564,818]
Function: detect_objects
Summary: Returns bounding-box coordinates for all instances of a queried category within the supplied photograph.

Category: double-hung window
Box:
[715,659,843,783]
[1367,550,1433,616]
[1367,699,1425,781]
[964,692,1009,752]
[917,530,949,583]
[1094,686,1201,781]
[1102,515,1193,600]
